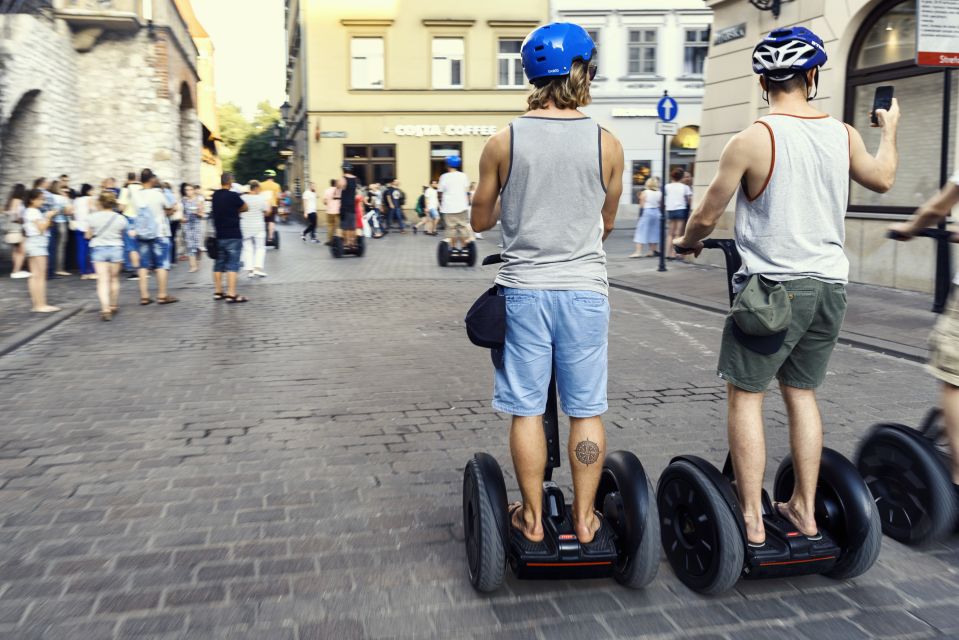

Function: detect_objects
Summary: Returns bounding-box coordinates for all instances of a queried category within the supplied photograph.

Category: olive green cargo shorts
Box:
[928,295,959,387]
[718,278,847,393]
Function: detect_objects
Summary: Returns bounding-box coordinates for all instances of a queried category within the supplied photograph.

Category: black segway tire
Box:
[466,241,477,267]
[657,460,743,595]
[463,457,506,592]
[273,229,280,250]
[438,242,451,267]
[355,236,365,258]
[774,449,881,580]
[331,236,344,259]
[855,425,957,546]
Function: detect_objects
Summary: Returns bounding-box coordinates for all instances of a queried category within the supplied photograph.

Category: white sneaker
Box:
[10,271,30,279]
[254,270,268,277]
[245,271,255,279]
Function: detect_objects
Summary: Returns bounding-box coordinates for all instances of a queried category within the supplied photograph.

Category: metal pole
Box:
[934,68,953,314]
[659,132,667,273]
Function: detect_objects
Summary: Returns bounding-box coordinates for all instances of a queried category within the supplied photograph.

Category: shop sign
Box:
[611,108,658,118]
[917,0,959,67]
[320,131,348,138]
[390,124,498,137]
[713,23,746,46]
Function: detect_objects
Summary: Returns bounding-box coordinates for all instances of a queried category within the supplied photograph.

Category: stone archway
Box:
[178,82,199,186]
[0,89,43,197]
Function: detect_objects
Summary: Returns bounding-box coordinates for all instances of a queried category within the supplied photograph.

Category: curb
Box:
[0,304,87,358]
[609,279,928,364]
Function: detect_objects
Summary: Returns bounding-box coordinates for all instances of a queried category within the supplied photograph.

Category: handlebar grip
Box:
[482,254,504,266]
[674,244,696,255]
[887,228,956,242]
[886,230,911,241]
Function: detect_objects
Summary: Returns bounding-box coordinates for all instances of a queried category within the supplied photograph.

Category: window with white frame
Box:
[497,39,524,88]
[432,37,465,89]
[684,28,710,76]
[627,29,657,75]
[350,37,384,89]
[586,29,600,73]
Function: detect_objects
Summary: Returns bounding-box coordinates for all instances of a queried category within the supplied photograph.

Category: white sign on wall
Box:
[917,0,959,67]
[388,125,499,137]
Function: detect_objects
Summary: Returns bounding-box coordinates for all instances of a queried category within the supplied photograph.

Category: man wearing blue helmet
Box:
[674,26,901,547]
[438,155,471,248]
[471,22,625,548]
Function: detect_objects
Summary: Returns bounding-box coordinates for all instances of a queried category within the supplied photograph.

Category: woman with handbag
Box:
[181,183,204,273]
[5,184,29,279]
[22,189,60,313]
[86,190,128,321]
[73,184,95,280]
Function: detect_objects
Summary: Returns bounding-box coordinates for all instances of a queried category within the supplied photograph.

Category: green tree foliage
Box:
[231,101,282,183]
[216,102,252,174]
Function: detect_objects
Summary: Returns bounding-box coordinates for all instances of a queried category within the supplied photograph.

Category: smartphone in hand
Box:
[871,85,894,126]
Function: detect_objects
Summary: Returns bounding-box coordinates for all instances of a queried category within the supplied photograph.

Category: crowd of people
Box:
[631,168,694,259]
[2,169,288,317]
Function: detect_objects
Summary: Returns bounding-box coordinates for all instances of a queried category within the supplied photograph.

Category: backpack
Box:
[133,190,159,240]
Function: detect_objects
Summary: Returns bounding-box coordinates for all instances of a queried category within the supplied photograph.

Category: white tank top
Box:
[642,190,662,210]
[733,114,850,291]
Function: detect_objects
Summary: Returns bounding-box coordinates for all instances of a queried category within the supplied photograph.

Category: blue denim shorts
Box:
[138,237,171,270]
[214,238,242,273]
[493,288,609,418]
[91,245,124,263]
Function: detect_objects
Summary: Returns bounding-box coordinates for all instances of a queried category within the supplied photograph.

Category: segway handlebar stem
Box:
[887,228,958,242]
[482,254,504,266]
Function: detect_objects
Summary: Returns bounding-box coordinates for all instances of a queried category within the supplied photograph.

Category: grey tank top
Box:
[495,116,609,295]
[733,114,850,291]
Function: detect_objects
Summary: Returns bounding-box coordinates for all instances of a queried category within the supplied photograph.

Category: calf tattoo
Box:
[574,438,601,466]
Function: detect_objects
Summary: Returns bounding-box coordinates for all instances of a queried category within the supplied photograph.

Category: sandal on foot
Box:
[773,502,822,541]
[508,502,545,550]
[157,296,178,305]
[100,310,112,321]
[140,298,154,305]
[225,295,249,303]
[213,293,225,300]
[578,510,617,554]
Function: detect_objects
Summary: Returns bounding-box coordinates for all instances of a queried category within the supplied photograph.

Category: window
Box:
[586,29,600,73]
[351,37,384,89]
[343,144,395,186]
[497,39,524,88]
[628,29,657,75]
[430,142,463,181]
[684,28,709,77]
[433,37,464,89]
[845,0,955,213]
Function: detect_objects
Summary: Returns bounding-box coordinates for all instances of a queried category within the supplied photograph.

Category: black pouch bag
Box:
[465,286,505,348]
[205,236,218,260]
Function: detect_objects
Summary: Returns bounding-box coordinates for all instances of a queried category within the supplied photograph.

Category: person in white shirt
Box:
[664,167,693,259]
[134,169,177,305]
[241,181,270,277]
[302,183,319,243]
[438,156,472,248]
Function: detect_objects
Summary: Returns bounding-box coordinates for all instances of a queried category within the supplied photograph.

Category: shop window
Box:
[433,38,464,89]
[343,144,395,186]
[430,142,462,182]
[498,39,524,88]
[351,37,384,89]
[627,29,657,76]
[586,29,600,76]
[683,28,709,77]
[845,0,955,214]
[631,159,652,203]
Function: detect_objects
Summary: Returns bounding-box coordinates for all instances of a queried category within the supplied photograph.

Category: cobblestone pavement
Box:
[0,225,957,639]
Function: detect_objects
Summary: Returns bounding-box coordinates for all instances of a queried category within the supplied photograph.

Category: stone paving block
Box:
[839,584,906,608]
[851,610,934,637]
[196,561,255,581]
[492,600,559,625]
[96,590,162,613]
[430,606,500,635]
[723,597,798,622]
[794,618,871,640]
[229,578,291,601]
[785,591,857,615]
[115,612,187,638]
[911,603,959,632]
[539,618,612,640]
[163,585,225,607]
[662,603,739,629]
[602,610,676,637]
[549,592,623,617]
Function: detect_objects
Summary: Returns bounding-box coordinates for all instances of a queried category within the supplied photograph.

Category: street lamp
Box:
[280,100,291,126]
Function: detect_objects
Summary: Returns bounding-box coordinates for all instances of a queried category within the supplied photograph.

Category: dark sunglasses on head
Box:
[588,64,598,80]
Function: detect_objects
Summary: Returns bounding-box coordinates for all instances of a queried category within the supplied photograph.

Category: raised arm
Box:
[847,98,900,194]
[470,128,510,233]
[600,129,624,241]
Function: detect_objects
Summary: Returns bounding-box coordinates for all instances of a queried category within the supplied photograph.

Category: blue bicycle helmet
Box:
[752,27,827,81]
[521,22,595,85]
[446,155,462,169]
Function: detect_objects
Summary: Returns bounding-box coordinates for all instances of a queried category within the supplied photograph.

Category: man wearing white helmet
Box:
[674,27,900,548]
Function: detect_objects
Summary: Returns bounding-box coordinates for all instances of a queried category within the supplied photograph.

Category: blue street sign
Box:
[657,95,679,122]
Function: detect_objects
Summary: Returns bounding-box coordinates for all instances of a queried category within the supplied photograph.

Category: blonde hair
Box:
[98,191,117,211]
[645,177,661,191]
[527,60,592,111]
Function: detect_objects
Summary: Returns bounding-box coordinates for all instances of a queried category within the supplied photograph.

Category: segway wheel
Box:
[595,451,660,589]
[331,236,344,259]
[855,425,957,546]
[774,448,881,580]
[463,457,506,592]
[438,242,451,267]
[355,236,365,258]
[273,229,280,250]
[657,460,743,595]
[466,241,477,267]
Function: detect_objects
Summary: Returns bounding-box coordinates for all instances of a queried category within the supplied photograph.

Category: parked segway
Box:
[657,239,882,594]
[266,222,280,250]
[855,228,959,546]
[330,234,364,259]
[463,255,660,593]
[438,240,477,267]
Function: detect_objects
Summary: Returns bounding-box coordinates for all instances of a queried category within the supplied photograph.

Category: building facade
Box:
[284,0,549,202]
[0,0,206,199]
[551,1,712,206]
[700,0,957,293]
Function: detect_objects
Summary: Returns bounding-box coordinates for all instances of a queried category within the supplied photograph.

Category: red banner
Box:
[917,51,959,67]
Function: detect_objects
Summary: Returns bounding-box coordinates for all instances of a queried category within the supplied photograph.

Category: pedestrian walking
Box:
[241,180,269,278]
[664,167,692,259]
[118,172,142,278]
[386,179,406,232]
[673,26,900,547]
[302,182,318,243]
[87,190,128,320]
[134,169,178,305]
[181,183,204,272]
[630,177,662,258]
[321,179,339,244]
[22,188,60,313]
[73,184,95,280]
[5,183,30,279]
[337,164,360,250]
[211,173,249,303]
[438,156,471,249]
[261,169,281,243]
[163,181,183,266]
[44,179,72,277]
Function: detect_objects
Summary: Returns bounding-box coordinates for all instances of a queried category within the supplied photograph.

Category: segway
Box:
[438,240,477,267]
[658,239,882,594]
[266,225,280,250]
[330,235,364,258]
[855,228,959,546]
[463,255,660,593]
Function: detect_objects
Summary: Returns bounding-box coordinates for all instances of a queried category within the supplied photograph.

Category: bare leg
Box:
[12,242,25,273]
[109,263,121,309]
[649,243,658,255]
[226,272,238,298]
[188,254,197,272]
[156,269,169,299]
[569,416,606,543]
[213,271,223,296]
[779,383,822,535]
[630,244,642,257]
[728,383,767,544]
[93,262,110,311]
[667,219,679,257]
[138,268,150,300]
[940,382,959,484]
[509,415,546,542]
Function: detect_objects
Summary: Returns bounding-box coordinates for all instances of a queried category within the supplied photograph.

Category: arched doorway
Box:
[670,125,700,179]
[0,90,43,197]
